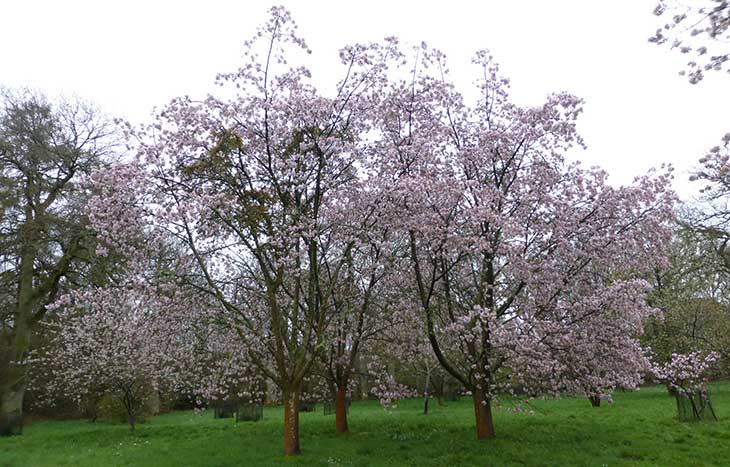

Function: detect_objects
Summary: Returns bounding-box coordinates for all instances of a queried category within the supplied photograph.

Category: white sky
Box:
[1,0,728,201]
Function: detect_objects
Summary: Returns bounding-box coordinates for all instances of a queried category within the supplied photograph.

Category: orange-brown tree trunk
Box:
[335,387,348,433]
[283,390,301,456]
[473,388,495,440]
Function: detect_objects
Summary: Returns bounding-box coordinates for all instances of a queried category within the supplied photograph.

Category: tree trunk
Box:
[473,388,495,440]
[128,412,136,433]
[283,390,301,456]
[122,391,136,433]
[423,370,431,415]
[0,325,31,437]
[589,395,601,407]
[1,224,37,437]
[0,381,25,436]
[335,387,348,433]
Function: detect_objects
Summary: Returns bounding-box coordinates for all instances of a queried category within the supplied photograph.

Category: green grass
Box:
[2,383,730,466]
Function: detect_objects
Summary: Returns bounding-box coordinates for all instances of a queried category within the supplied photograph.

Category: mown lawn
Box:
[2,383,730,466]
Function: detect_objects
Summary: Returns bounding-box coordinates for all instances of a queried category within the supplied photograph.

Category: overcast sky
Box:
[2,0,728,201]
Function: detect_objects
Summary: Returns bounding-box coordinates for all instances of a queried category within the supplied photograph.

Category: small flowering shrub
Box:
[652,351,720,422]
[652,351,720,396]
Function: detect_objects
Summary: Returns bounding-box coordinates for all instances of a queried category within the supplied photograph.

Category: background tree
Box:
[645,220,730,377]
[0,89,113,435]
[37,163,261,430]
[648,2,730,380]
[42,285,192,433]
[317,190,405,432]
[377,304,452,415]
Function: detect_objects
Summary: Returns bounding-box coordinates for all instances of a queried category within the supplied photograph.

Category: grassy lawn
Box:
[2,383,730,466]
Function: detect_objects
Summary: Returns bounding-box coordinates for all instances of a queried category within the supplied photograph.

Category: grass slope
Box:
[2,383,730,466]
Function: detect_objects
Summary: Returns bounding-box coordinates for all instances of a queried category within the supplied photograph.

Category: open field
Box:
[2,383,730,467]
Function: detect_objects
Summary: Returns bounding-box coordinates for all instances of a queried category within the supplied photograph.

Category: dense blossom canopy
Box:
[36,5,679,451]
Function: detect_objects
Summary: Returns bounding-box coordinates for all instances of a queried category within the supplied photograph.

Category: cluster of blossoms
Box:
[366,358,416,410]
[650,1,730,84]
[651,351,720,396]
